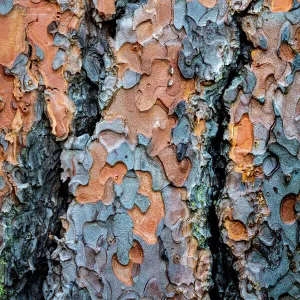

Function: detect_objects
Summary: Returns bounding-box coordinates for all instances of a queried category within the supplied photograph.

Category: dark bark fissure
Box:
[207,12,254,299]
[207,78,241,300]
[207,95,241,299]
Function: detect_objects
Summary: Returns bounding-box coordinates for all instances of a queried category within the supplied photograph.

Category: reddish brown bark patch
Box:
[44,89,75,140]
[268,0,293,12]
[158,145,191,187]
[225,220,248,241]
[279,43,295,62]
[128,171,165,245]
[0,6,26,68]
[198,0,217,8]
[280,194,297,225]
[112,241,143,286]
[229,114,254,172]
[97,0,116,18]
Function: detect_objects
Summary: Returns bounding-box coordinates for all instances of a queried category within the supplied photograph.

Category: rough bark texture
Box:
[0,0,299,299]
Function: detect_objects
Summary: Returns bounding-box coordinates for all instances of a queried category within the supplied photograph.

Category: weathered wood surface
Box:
[0,0,299,299]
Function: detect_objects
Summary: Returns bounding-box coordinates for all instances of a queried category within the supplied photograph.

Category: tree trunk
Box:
[0,0,299,299]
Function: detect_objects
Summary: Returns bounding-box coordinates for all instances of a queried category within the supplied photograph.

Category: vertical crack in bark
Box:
[207,75,241,299]
[207,10,255,298]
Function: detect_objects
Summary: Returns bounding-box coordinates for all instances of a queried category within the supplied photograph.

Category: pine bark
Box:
[0,0,299,299]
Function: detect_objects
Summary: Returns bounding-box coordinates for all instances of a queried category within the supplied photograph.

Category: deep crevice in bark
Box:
[207,81,242,299]
[208,11,255,298]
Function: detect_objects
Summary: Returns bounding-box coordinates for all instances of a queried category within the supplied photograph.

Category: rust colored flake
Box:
[132,3,154,31]
[136,58,194,112]
[0,64,38,163]
[15,90,37,137]
[26,8,66,91]
[98,161,128,205]
[165,44,195,105]
[112,241,143,286]
[105,87,175,147]
[194,119,207,137]
[61,217,70,233]
[0,6,27,68]
[294,28,300,52]
[229,114,254,168]
[96,0,116,18]
[268,0,293,12]
[4,90,38,164]
[101,178,115,205]
[280,194,297,225]
[24,1,80,91]
[158,145,191,187]
[54,9,81,35]
[0,67,16,131]
[155,0,172,33]
[75,149,128,205]
[117,40,168,76]
[128,171,165,244]
[5,109,23,164]
[185,236,200,270]
[248,18,292,99]
[136,60,172,111]
[140,41,168,75]
[116,43,143,76]
[225,220,248,241]
[241,166,263,183]
[99,163,128,185]
[279,43,295,62]
[136,21,154,45]
[133,0,171,37]
[116,41,194,112]
[44,89,75,140]
[197,0,217,8]
[148,113,176,157]
[76,141,108,204]
[251,63,275,100]
[15,0,48,7]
